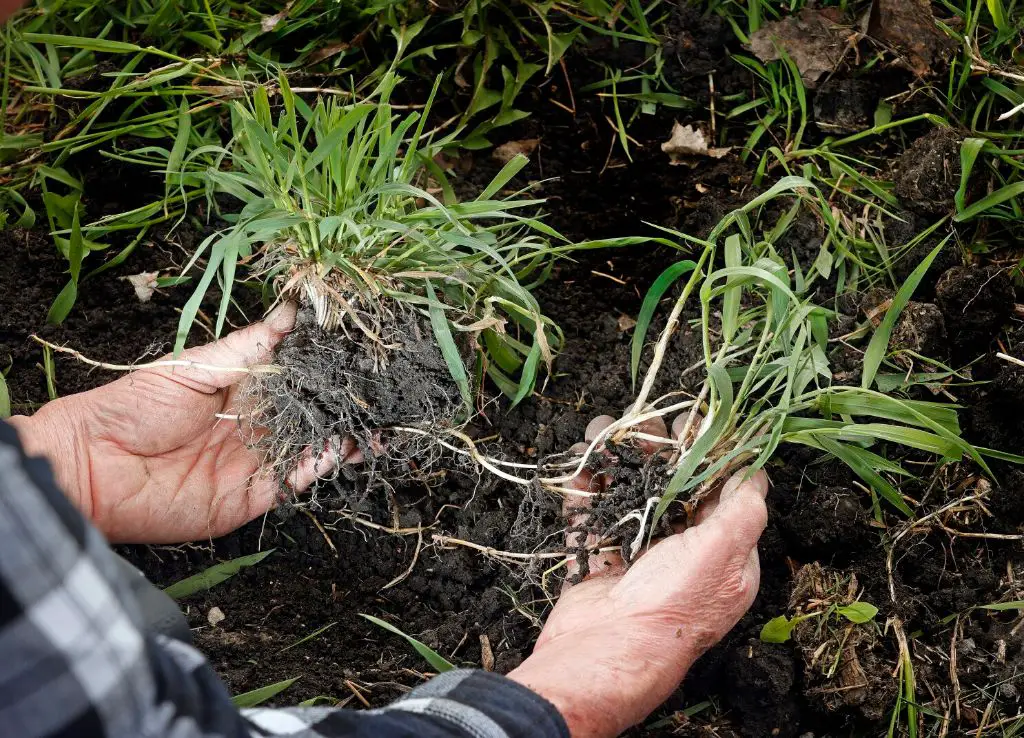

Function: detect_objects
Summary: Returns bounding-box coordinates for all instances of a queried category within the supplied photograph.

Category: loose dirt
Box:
[4,18,1024,738]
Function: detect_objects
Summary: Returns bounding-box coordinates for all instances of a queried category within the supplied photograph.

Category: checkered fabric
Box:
[0,422,568,738]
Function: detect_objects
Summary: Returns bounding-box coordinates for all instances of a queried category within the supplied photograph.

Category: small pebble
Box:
[207,606,226,627]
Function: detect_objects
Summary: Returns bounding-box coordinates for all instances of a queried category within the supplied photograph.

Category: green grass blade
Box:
[0,373,9,419]
[631,260,697,383]
[979,600,1024,611]
[477,154,529,201]
[722,234,742,342]
[512,341,542,406]
[174,233,229,355]
[816,436,912,515]
[46,205,85,325]
[166,98,192,207]
[278,622,338,654]
[232,677,300,708]
[956,138,986,212]
[977,446,1024,463]
[861,241,946,389]
[654,361,734,524]
[821,392,960,433]
[955,180,1024,221]
[21,33,143,54]
[426,281,472,411]
[361,614,455,673]
[164,549,275,600]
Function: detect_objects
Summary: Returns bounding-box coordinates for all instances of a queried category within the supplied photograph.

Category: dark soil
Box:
[893,127,964,216]
[5,11,1024,738]
[260,302,463,483]
[935,264,1015,359]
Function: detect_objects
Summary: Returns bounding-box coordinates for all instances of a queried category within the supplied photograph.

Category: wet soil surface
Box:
[5,16,1024,738]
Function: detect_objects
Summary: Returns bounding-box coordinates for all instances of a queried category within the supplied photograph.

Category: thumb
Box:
[158,302,297,392]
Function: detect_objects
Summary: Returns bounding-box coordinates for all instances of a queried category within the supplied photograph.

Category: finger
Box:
[633,415,669,455]
[563,442,623,584]
[156,302,298,393]
[585,415,615,442]
[287,436,363,493]
[741,547,761,598]
[697,468,769,557]
[695,466,766,525]
[237,433,362,528]
[671,410,703,443]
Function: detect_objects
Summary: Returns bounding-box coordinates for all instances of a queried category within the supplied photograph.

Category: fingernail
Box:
[265,301,298,333]
[585,415,615,442]
[568,441,589,455]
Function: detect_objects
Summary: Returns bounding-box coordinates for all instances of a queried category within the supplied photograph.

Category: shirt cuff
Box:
[390,669,570,738]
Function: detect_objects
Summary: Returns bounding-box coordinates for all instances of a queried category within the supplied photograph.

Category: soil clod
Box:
[257,302,464,485]
[893,128,963,215]
[935,264,1013,355]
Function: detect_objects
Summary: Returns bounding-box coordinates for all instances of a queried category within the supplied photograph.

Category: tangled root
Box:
[246,300,465,492]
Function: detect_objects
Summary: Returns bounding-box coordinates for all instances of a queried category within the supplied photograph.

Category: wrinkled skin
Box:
[510,415,768,738]
[13,302,767,736]
[10,303,357,544]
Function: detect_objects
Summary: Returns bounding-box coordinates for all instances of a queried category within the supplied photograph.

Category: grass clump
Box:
[533,179,1022,563]
[178,75,575,482]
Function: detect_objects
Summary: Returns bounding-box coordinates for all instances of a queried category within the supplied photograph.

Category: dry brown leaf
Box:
[308,43,350,65]
[617,314,638,333]
[749,7,851,88]
[866,0,955,76]
[492,139,540,164]
[123,272,159,303]
[479,634,495,672]
[261,1,295,33]
[660,123,732,165]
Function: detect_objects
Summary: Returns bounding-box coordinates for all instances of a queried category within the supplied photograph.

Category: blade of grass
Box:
[426,281,472,411]
[164,549,275,600]
[630,260,697,383]
[0,372,9,418]
[231,677,300,708]
[955,180,1024,221]
[361,614,455,673]
[815,435,913,515]
[861,241,946,389]
[46,204,85,325]
[278,622,338,654]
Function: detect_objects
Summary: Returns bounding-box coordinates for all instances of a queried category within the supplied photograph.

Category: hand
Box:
[508,415,769,738]
[10,303,358,544]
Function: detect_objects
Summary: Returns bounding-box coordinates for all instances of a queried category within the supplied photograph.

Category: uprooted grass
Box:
[428,178,1021,581]
[172,73,637,484]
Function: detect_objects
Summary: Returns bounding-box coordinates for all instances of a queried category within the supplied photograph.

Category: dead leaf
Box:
[308,42,350,65]
[660,123,732,165]
[207,606,225,627]
[867,0,955,76]
[123,272,159,303]
[617,314,637,333]
[492,139,540,164]
[479,634,494,672]
[749,7,851,88]
[260,1,295,33]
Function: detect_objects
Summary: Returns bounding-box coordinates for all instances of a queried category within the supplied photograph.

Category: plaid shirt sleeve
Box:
[0,421,569,738]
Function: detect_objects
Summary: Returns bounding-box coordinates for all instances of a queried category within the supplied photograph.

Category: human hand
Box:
[11,303,359,544]
[508,414,769,738]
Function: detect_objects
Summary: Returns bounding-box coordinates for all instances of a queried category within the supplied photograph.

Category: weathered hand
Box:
[11,303,357,544]
[509,415,768,738]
